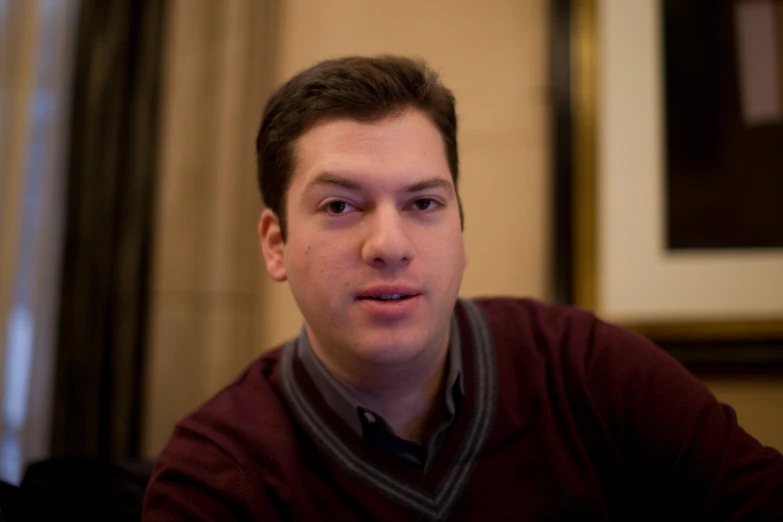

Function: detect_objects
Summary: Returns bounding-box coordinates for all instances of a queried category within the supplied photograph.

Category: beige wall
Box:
[142,0,277,457]
[143,0,783,456]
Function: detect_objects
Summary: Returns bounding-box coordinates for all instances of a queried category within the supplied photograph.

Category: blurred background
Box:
[1,0,781,490]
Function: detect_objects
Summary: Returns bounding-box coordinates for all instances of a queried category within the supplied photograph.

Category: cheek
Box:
[431,223,465,256]
[419,228,466,274]
[292,236,348,285]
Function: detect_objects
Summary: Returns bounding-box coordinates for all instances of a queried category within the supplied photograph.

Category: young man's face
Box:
[260,109,466,371]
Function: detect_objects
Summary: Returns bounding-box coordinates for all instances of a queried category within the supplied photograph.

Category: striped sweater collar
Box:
[294,311,465,439]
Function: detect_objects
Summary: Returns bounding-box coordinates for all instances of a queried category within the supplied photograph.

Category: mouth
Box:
[358,293,417,302]
[355,287,422,318]
[356,286,422,302]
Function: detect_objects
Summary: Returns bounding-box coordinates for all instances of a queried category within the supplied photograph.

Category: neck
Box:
[346,354,449,443]
[311,331,451,444]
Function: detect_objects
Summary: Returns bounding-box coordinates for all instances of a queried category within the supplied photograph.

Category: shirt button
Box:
[363,411,376,424]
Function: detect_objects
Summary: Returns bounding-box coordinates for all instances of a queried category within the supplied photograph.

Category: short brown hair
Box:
[255,55,462,240]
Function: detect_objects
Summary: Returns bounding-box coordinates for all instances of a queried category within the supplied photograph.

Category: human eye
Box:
[320,199,358,215]
[410,198,441,211]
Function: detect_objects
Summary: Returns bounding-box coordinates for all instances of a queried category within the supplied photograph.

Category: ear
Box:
[258,208,287,281]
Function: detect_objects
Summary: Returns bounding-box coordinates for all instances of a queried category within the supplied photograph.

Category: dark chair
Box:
[0,456,153,522]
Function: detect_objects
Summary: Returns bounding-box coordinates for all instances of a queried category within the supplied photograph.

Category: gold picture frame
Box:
[551,0,783,367]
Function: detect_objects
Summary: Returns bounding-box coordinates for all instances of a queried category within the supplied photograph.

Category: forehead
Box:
[290,109,451,190]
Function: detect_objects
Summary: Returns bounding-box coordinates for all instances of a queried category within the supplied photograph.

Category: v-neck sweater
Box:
[143,298,783,521]
[294,313,464,472]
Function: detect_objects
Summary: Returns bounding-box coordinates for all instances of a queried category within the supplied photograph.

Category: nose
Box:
[361,205,414,269]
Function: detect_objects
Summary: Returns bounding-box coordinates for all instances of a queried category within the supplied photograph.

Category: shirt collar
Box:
[296,309,464,439]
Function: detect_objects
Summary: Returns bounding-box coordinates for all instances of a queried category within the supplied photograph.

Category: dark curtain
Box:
[51,0,166,463]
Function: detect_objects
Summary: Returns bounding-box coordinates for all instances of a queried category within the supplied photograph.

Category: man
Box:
[143,56,783,520]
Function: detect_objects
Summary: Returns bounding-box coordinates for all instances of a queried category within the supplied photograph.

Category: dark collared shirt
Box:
[296,314,464,471]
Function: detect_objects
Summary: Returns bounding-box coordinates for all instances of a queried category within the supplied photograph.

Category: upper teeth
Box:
[377,294,402,300]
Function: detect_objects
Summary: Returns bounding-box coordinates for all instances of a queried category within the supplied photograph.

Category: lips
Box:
[355,286,422,319]
[356,285,421,301]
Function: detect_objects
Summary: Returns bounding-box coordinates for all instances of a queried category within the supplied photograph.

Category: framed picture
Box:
[550,0,783,370]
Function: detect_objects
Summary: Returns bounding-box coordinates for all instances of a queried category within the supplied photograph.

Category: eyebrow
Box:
[304,172,454,195]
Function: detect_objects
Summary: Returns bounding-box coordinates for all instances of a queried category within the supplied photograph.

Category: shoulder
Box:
[464,296,676,381]
[163,344,299,471]
[465,297,599,359]
[145,345,298,518]
[466,297,713,422]
[469,296,596,335]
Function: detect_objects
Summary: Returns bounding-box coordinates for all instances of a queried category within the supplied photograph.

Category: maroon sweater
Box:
[143,298,783,521]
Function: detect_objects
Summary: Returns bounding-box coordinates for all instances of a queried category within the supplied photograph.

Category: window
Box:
[0,0,80,485]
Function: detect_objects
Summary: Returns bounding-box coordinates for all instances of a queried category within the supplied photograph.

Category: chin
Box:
[351,333,429,366]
